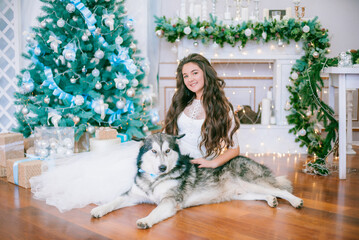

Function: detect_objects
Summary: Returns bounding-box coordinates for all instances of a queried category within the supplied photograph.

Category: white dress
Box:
[30,99,238,212]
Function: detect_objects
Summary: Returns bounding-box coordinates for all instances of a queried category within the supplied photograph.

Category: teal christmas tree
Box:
[14,0,159,140]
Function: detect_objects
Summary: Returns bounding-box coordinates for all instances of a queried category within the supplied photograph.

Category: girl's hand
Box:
[190,158,218,168]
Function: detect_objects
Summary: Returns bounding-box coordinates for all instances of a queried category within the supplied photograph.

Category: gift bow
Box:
[103,13,115,31]
[47,36,62,53]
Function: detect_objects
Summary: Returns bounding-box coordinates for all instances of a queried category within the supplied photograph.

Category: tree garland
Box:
[155,15,339,175]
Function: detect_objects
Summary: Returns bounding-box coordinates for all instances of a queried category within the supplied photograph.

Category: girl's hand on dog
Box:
[190,158,218,168]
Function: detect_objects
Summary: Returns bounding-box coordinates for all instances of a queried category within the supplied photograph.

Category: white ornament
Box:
[126,20,133,29]
[278,39,284,47]
[57,18,65,28]
[306,111,312,117]
[193,41,199,47]
[39,148,49,158]
[23,82,35,93]
[302,25,310,33]
[131,79,139,87]
[116,99,126,109]
[95,49,105,59]
[130,42,136,50]
[151,115,159,125]
[86,30,91,36]
[74,95,84,106]
[95,82,102,89]
[115,36,123,45]
[212,42,219,49]
[184,26,192,35]
[313,51,319,58]
[262,32,267,40]
[82,66,87,73]
[81,34,89,42]
[66,3,75,13]
[244,28,252,37]
[22,107,29,115]
[291,72,298,80]
[72,16,78,22]
[92,69,100,77]
[65,51,76,61]
[70,77,77,84]
[106,66,112,72]
[126,88,135,97]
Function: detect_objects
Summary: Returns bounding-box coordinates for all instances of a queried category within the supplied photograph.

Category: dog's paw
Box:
[136,218,152,229]
[91,206,108,218]
[266,195,278,208]
[291,198,304,209]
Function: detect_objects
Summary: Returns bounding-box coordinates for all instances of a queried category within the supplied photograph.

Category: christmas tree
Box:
[14,0,159,141]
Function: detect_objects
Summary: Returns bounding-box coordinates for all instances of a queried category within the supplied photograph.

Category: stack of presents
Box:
[0,127,128,189]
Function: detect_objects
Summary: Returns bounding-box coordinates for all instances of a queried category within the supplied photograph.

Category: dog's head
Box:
[134,133,185,176]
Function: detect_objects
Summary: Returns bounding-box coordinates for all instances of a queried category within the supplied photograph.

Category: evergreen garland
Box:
[155,15,341,175]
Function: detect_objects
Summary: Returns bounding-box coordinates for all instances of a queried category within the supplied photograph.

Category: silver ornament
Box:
[66,3,75,13]
[131,79,139,87]
[116,81,126,90]
[126,20,133,29]
[67,62,72,68]
[82,66,86,73]
[82,34,89,41]
[72,16,78,22]
[22,107,29,115]
[151,115,159,125]
[40,21,46,28]
[130,42,136,51]
[39,148,49,158]
[278,39,284,47]
[115,36,123,45]
[155,30,163,38]
[57,18,65,28]
[193,41,199,47]
[23,82,35,93]
[87,125,95,134]
[95,82,102,89]
[126,88,135,97]
[92,69,100,77]
[73,116,80,124]
[44,96,50,104]
[313,51,319,58]
[175,38,181,43]
[106,66,112,72]
[34,47,41,56]
[65,51,76,61]
[74,95,85,106]
[142,125,149,132]
[70,77,77,84]
[95,49,105,59]
[298,129,307,136]
[116,99,126,109]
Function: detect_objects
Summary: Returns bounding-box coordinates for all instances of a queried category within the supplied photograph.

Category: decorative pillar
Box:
[346,89,356,154]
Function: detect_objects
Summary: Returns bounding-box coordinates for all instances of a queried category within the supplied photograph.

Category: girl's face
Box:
[182,62,205,99]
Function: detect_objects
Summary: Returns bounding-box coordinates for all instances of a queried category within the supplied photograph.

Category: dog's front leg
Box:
[91,187,145,218]
[136,197,178,229]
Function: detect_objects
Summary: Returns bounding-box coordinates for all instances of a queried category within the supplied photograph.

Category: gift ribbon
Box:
[70,0,109,47]
[0,141,24,151]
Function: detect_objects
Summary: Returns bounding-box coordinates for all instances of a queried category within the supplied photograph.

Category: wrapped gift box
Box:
[0,133,24,167]
[34,127,74,158]
[0,166,6,177]
[95,127,118,140]
[7,157,42,189]
[24,137,34,152]
[117,133,129,142]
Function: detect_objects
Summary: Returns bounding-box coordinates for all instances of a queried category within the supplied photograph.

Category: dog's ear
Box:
[132,135,145,142]
[175,134,185,139]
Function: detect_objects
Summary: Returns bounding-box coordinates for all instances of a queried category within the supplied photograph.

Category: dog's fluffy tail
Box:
[275,176,293,193]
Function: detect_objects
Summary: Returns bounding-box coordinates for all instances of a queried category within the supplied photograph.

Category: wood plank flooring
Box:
[0,150,358,240]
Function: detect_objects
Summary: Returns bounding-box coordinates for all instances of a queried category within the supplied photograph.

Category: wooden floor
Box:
[1,150,359,240]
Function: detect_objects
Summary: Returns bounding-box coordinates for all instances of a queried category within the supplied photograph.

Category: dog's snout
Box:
[159,165,167,172]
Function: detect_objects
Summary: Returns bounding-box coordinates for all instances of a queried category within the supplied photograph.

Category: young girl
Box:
[30,54,240,212]
[164,53,240,168]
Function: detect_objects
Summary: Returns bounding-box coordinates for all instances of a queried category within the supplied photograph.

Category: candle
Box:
[241,7,248,21]
[286,7,292,18]
[263,8,269,21]
[202,0,208,21]
[180,0,187,19]
[194,4,202,19]
[261,97,271,125]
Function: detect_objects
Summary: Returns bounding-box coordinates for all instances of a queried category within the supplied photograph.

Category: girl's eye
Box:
[152,149,157,154]
[165,149,170,154]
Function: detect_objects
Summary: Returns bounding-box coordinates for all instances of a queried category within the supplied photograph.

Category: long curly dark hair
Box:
[163,53,240,158]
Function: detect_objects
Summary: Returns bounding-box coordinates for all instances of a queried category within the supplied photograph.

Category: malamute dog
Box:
[91,133,303,229]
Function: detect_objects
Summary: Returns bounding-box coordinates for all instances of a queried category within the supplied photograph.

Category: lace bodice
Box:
[177,100,239,159]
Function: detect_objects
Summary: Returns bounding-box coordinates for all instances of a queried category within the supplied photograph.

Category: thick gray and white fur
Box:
[91,133,303,229]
